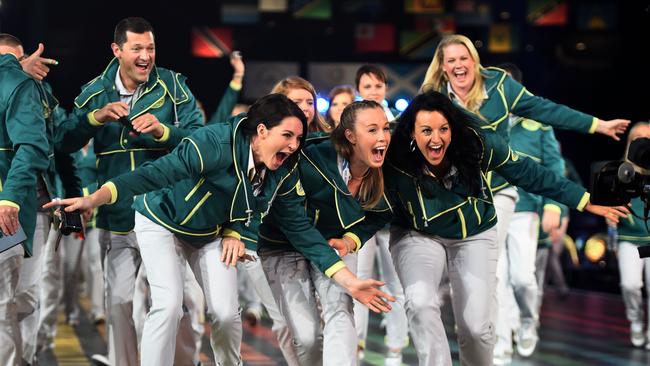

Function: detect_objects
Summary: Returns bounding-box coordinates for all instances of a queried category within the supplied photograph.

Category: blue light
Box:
[395,98,409,112]
[317,97,329,114]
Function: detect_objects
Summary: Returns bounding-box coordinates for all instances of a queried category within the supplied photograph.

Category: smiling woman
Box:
[44,94,394,366]
[257,100,395,365]
[382,91,629,366]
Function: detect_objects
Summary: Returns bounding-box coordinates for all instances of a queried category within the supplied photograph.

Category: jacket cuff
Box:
[229,80,242,91]
[0,200,20,211]
[324,260,346,278]
[576,192,590,212]
[543,204,562,214]
[343,232,362,253]
[153,124,171,143]
[87,110,104,126]
[102,182,118,204]
[588,117,598,134]
[222,228,241,240]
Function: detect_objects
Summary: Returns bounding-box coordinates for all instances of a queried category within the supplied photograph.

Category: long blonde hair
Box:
[420,34,486,115]
[330,100,385,209]
[271,76,333,133]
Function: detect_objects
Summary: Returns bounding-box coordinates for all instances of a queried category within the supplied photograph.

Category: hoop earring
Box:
[409,139,417,152]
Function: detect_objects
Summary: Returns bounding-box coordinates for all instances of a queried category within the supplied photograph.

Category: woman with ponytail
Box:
[258,100,394,365]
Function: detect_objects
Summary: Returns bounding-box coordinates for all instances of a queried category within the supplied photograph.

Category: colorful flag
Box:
[577,3,617,30]
[488,24,518,53]
[292,0,331,19]
[527,0,568,26]
[191,28,232,58]
[399,30,439,59]
[355,24,395,53]
[341,0,385,17]
[259,0,288,12]
[405,0,444,14]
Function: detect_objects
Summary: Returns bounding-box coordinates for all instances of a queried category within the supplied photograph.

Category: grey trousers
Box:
[354,228,409,350]
[0,213,49,365]
[0,245,25,366]
[534,247,549,316]
[99,229,141,366]
[390,226,498,366]
[20,213,50,363]
[260,249,357,366]
[238,249,299,366]
[37,223,62,347]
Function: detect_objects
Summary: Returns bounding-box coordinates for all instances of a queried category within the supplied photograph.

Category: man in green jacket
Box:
[55,17,204,366]
[0,33,54,366]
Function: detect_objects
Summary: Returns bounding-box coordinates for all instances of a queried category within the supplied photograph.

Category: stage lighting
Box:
[317,97,329,114]
[395,98,409,112]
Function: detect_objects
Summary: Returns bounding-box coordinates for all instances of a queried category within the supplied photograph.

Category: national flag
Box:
[191,28,232,58]
[527,0,568,26]
[355,24,395,53]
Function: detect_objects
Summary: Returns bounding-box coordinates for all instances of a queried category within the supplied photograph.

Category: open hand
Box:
[220,236,246,267]
[585,202,629,224]
[596,119,630,141]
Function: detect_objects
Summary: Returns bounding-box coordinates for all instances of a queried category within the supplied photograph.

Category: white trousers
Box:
[354,228,409,350]
[618,241,650,331]
[238,249,299,365]
[496,211,540,352]
[135,212,241,366]
[260,249,357,366]
[20,213,50,363]
[390,226,498,366]
[491,188,519,357]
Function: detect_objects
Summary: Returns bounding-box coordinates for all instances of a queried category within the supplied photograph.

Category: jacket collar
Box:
[0,53,22,69]
[302,139,391,228]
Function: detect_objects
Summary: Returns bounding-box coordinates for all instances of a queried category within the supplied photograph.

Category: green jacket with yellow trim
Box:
[384,126,589,239]
[441,67,597,193]
[56,58,204,233]
[73,142,98,228]
[617,198,650,246]
[104,115,339,278]
[510,117,565,214]
[206,82,240,125]
[40,83,83,201]
[258,137,393,271]
[0,54,59,255]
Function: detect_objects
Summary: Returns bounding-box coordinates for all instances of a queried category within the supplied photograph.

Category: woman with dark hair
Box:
[45,94,392,366]
[383,91,628,366]
[258,100,394,365]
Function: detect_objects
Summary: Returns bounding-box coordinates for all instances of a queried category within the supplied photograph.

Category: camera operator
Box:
[606,122,650,349]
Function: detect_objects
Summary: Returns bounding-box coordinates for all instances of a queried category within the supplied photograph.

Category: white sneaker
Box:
[492,351,512,365]
[630,322,645,347]
[90,354,109,366]
[516,322,539,357]
[384,350,402,366]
